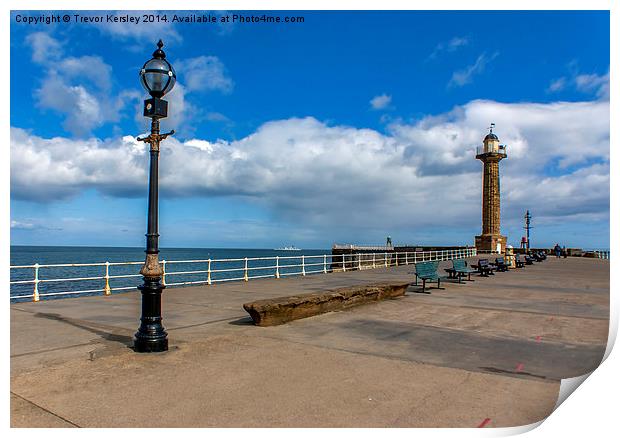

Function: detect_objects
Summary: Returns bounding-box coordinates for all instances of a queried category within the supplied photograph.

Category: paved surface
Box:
[10,257,609,427]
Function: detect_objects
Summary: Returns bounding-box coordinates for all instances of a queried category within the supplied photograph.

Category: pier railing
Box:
[10,248,477,302]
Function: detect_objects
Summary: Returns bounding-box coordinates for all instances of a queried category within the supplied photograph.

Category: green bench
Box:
[515,254,525,268]
[445,259,477,283]
[413,261,447,293]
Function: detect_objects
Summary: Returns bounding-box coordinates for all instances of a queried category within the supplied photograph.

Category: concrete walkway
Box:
[10,257,609,427]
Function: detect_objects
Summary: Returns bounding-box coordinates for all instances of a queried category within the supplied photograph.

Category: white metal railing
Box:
[10,248,477,302]
[592,250,610,260]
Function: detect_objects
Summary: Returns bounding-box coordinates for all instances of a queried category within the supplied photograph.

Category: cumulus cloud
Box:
[11,129,148,201]
[448,52,499,88]
[10,99,609,237]
[176,56,234,94]
[25,32,138,137]
[370,94,392,110]
[25,32,63,63]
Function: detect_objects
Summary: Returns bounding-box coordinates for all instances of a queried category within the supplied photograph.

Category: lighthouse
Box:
[475,123,508,254]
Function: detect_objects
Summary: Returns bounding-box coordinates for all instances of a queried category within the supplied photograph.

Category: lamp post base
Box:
[134,277,168,353]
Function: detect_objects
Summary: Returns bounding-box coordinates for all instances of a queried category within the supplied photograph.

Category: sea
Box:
[10,246,330,302]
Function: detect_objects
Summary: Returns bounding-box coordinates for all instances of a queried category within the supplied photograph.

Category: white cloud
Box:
[206,112,231,123]
[25,32,137,137]
[575,71,609,99]
[60,56,113,91]
[11,129,148,201]
[177,56,234,94]
[448,52,499,88]
[10,98,609,237]
[370,94,392,110]
[35,74,107,136]
[547,69,609,100]
[547,77,567,93]
[25,32,63,63]
[11,220,36,230]
[428,36,469,60]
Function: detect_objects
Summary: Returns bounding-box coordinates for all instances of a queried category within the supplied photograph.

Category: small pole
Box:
[395,252,398,266]
[342,254,346,272]
[323,255,327,274]
[405,252,408,265]
[244,257,249,281]
[358,253,362,270]
[276,256,281,278]
[207,259,212,285]
[161,260,166,287]
[33,263,40,302]
[372,253,376,269]
[104,261,111,295]
[302,255,306,276]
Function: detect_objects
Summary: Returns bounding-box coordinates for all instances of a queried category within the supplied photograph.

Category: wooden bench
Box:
[471,258,494,277]
[243,282,410,326]
[413,261,447,293]
[445,259,477,283]
[492,257,509,272]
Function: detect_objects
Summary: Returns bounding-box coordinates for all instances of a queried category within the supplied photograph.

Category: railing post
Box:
[302,255,306,276]
[342,254,346,272]
[372,253,376,269]
[276,256,281,278]
[104,261,111,295]
[207,258,212,285]
[33,263,40,302]
[405,252,408,265]
[323,255,327,274]
[161,260,166,287]
[358,253,362,270]
[384,252,388,267]
[244,257,249,281]
[395,252,398,266]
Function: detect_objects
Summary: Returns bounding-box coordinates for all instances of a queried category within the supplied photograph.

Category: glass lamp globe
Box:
[139,40,176,98]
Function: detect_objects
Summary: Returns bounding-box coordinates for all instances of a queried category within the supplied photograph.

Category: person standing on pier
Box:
[554,244,562,258]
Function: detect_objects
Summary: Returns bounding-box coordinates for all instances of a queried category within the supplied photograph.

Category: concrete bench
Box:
[243,282,410,327]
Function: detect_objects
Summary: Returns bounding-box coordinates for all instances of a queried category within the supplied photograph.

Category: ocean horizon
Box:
[10,245,332,301]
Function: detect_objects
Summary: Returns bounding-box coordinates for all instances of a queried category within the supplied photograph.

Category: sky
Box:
[9,10,610,249]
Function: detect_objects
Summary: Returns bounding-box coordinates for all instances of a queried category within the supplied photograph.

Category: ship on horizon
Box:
[274,245,302,251]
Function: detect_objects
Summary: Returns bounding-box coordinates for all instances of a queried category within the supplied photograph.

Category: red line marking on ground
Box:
[516,363,524,372]
[478,418,491,428]
[535,336,542,342]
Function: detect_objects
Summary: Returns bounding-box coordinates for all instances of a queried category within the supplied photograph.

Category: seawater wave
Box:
[10,246,330,302]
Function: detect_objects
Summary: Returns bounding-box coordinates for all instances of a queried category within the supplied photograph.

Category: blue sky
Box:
[10,10,610,249]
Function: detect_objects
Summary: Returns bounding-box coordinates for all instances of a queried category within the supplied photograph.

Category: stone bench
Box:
[243,282,410,327]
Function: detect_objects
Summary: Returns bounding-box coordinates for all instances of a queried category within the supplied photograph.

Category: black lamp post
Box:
[134,40,176,353]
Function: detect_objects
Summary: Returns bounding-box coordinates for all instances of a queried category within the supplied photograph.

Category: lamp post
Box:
[134,40,176,353]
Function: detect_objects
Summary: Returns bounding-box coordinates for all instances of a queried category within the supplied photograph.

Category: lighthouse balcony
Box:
[476,144,507,159]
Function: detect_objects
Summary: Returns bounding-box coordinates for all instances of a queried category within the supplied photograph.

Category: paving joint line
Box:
[11,391,81,428]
